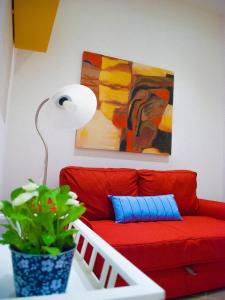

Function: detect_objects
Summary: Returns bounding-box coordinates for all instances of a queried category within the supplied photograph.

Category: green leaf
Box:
[60,205,86,230]
[37,212,54,234]
[0,199,8,203]
[10,213,32,223]
[42,246,60,256]
[21,243,35,253]
[28,178,34,183]
[39,190,51,203]
[37,185,48,193]
[1,201,13,218]
[60,185,70,194]
[62,235,75,249]
[22,245,40,255]
[37,190,54,213]
[11,188,25,200]
[27,229,40,247]
[42,233,56,246]
[56,228,77,240]
[56,193,69,203]
[55,194,69,217]
[48,190,59,202]
[0,239,9,245]
[0,224,12,230]
[1,229,23,250]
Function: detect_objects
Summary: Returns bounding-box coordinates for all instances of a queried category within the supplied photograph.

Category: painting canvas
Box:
[76,51,174,155]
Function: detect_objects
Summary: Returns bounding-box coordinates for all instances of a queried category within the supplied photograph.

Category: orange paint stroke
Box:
[83,51,102,68]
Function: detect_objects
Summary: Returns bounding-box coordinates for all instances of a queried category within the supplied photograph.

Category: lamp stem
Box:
[35,98,50,185]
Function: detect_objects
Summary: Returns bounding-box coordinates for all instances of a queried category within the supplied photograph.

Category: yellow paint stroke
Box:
[100,70,131,86]
[78,127,88,139]
[133,63,174,77]
[143,148,169,156]
[102,56,129,69]
[100,102,120,121]
[99,85,129,104]
[158,104,172,132]
[76,110,120,150]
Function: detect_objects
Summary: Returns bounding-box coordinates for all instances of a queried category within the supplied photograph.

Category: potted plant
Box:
[0,180,85,297]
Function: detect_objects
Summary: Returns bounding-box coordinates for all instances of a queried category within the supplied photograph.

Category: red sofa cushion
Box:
[90,216,225,272]
[138,170,198,215]
[59,166,138,220]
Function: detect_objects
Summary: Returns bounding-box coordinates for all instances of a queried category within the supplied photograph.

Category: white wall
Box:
[223,15,225,200]
[0,115,5,197]
[0,0,13,197]
[3,0,225,201]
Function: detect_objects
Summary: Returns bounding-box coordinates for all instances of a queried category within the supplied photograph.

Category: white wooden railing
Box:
[72,219,165,300]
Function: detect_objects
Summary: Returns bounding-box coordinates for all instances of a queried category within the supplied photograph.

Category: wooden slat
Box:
[107,268,118,288]
[80,239,88,259]
[75,232,81,249]
[88,248,97,272]
[99,260,110,288]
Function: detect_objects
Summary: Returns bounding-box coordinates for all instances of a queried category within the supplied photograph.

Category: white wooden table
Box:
[0,219,165,300]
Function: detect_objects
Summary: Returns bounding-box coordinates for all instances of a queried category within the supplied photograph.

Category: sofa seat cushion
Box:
[60,166,138,220]
[138,170,198,215]
[90,216,225,271]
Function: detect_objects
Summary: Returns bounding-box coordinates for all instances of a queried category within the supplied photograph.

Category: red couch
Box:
[60,166,225,299]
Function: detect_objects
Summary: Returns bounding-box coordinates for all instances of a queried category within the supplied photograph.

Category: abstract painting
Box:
[76,51,174,155]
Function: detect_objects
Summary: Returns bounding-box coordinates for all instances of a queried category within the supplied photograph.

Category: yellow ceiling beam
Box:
[13,0,60,52]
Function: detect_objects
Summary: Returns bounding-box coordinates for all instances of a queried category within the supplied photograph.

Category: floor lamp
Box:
[35,84,97,185]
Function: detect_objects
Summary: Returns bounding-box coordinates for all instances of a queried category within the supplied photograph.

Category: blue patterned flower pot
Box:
[10,247,75,297]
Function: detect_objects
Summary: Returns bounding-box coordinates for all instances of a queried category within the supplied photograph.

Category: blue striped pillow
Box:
[109,195,182,223]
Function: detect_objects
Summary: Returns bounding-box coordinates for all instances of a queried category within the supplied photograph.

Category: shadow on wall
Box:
[74,148,169,164]
[0,115,5,198]
[14,50,33,73]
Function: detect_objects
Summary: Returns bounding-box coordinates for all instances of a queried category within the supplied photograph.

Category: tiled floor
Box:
[175,289,225,300]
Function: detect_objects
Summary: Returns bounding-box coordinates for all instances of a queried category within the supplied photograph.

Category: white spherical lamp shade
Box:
[51,84,97,129]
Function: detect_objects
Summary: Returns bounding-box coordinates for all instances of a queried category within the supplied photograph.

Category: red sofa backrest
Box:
[138,170,198,215]
[60,167,199,220]
[60,166,138,220]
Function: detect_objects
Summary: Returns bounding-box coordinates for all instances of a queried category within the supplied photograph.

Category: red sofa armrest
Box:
[197,199,225,220]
